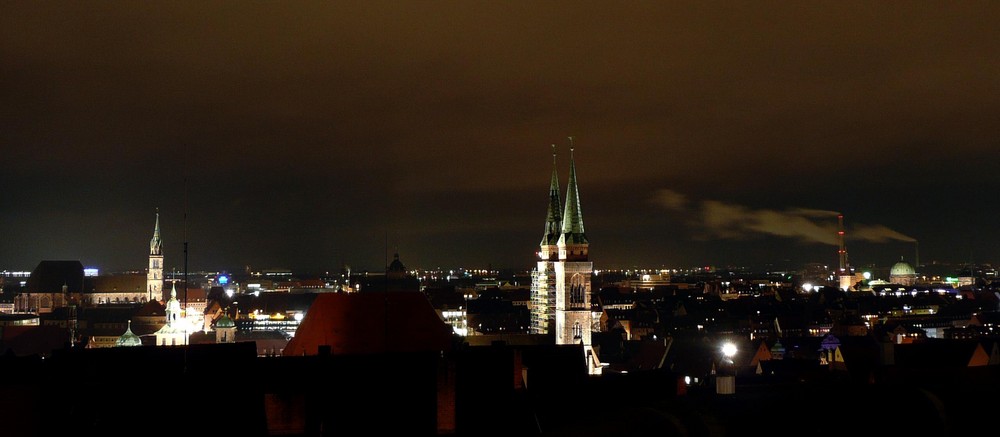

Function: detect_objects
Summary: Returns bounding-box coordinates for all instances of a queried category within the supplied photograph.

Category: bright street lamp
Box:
[721,342,737,361]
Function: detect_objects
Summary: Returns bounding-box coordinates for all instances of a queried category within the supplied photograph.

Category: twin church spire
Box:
[531,138,597,371]
[539,138,588,251]
[559,143,588,246]
[541,145,563,247]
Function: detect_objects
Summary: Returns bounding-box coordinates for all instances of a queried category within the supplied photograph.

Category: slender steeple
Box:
[147,209,164,302]
[150,209,162,256]
[540,144,563,247]
[559,138,588,246]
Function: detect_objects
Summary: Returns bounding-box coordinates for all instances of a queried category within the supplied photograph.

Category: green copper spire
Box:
[559,139,588,245]
[150,209,162,256]
[540,144,563,246]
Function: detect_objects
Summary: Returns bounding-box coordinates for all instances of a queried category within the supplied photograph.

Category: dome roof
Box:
[215,314,235,328]
[770,339,785,354]
[890,261,916,276]
[116,321,142,347]
[388,252,405,272]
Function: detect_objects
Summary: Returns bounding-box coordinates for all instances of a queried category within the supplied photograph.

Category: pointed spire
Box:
[540,144,563,247]
[170,281,177,300]
[150,208,162,256]
[559,138,588,245]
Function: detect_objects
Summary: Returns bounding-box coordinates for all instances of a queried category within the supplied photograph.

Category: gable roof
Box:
[27,260,84,293]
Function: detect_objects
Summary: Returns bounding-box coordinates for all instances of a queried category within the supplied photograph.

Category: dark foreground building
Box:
[5,287,1000,437]
[3,340,1000,436]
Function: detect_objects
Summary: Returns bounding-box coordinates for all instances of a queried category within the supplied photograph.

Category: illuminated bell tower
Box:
[155,282,189,346]
[530,145,562,335]
[147,209,164,302]
[554,143,596,372]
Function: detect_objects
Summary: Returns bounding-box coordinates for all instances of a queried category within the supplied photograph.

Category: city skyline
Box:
[3,2,999,272]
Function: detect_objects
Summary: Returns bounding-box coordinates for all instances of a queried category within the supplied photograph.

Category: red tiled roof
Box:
[283,292,453,356]
[185,288,207,301]
[135,300,167,316]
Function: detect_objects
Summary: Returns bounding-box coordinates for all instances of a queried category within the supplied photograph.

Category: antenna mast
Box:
[837,215,847,273]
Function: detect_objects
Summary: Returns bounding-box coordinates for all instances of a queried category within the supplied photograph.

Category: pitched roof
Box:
[607,339,670,372]
[88,274,145,293]
[134,300,166,317]
[283,292,453,356]
[183,288,207,301]
[27,260,84,293]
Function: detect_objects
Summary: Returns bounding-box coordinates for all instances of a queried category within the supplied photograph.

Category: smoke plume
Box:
[651,189,916,245]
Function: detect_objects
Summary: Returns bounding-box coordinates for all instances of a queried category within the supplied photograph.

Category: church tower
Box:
[554,144,592,348]
[530,145,562,334]
[155,282,188,346]
[530,140,600,373]
[147,210,164,302]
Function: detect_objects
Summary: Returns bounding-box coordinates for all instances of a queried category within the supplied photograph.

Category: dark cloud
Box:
[2,2,998,272]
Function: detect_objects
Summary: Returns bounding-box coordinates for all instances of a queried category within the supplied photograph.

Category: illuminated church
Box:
[529,142,600,374]
[147,210,164,302]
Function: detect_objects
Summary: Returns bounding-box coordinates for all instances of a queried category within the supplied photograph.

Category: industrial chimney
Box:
[837,215,854,291]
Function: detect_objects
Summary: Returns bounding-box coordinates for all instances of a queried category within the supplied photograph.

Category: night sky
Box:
[2,2,999,274]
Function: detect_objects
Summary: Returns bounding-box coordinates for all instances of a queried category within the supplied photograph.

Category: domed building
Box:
[360,251,419,292]
[215,314,236,344]
[889,259,917,286]
[387,252,407,281]
[115,320,142,347]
